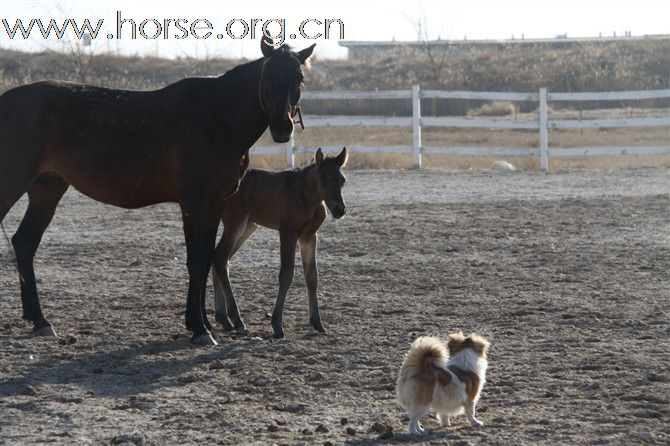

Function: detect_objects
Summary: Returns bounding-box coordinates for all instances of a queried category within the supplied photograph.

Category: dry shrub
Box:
[469,101,516,117]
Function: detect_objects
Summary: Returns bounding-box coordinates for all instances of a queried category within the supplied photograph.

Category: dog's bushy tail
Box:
[396,336,448,409]
[404,336,448,372]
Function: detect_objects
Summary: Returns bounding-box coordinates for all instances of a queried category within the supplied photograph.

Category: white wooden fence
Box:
[252,87,670,170]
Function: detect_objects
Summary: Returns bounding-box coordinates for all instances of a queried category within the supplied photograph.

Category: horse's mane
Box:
[269,44,310,68]
[276,44,295,53]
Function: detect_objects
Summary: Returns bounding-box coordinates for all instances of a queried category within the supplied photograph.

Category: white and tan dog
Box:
[396,333,490,434]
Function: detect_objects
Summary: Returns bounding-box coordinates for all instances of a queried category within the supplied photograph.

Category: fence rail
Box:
[252,86,670,170]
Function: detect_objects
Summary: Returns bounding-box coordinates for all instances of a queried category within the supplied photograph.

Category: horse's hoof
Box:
[191,333,218,346]
[33,325,57,337]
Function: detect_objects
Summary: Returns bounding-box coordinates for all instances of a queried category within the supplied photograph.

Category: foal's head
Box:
[259,37,315,143]
[315,147,348,219]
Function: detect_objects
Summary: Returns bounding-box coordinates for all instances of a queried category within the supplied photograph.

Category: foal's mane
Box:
[291,152,341,173]
[291,160,317,173]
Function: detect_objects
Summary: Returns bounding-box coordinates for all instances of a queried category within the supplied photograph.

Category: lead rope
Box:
[258,59,268,116]
[295,106,305,130]
[0,222,24,283]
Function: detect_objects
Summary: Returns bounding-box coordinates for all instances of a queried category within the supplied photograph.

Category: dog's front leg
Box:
[464,401,483,427]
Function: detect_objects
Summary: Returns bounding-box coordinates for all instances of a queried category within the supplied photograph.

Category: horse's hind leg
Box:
[11,174,68,335]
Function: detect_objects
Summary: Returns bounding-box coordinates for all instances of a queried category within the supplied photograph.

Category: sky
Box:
[0,0,668,59]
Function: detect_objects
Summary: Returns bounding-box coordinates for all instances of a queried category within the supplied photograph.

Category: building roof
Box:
[338,34,670,48]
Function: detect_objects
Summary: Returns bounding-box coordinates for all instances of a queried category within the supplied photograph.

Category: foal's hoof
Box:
[310,321,326,333]
[191,333,218,346]
[33,325,57,337]
[235,326,249,335]
[215,313,235,331]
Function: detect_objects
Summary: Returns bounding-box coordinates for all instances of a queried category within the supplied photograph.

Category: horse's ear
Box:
[315,148,324,166]
[335,147,348,167]
[261,35,275,58]
[297,44,316,65]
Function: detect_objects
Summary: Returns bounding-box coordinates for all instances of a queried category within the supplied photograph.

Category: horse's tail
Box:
[0,221,23,283]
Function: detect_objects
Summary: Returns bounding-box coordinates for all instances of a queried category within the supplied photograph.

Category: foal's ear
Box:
[315,148,324,166]
[261,35,275,58]
[297,44,316,65]
[335,147,348,167]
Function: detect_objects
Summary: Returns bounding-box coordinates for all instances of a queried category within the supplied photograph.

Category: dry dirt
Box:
[1,167,668,445]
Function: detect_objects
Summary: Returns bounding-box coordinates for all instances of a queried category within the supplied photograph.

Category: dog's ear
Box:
[447,332,465,354]
[468,333,490,357]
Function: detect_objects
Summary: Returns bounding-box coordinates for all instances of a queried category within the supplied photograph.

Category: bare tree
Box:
[44,4,96,84]
[62,37,95,84]
[403,6,451,86]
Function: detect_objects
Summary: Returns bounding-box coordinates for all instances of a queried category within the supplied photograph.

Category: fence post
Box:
[286,133,295,168]
[539,87,549,171]
[412,84,422,169]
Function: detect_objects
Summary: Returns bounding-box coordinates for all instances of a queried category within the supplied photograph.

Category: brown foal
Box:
[211,147,348,339]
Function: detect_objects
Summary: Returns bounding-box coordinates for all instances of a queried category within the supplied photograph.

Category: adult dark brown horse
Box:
[0,37,315,345]
[212,148,348,339]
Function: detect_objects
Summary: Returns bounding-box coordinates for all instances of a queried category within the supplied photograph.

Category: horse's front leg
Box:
[299,232,325,333]
[271,231,297,339]
[181,203,219,345]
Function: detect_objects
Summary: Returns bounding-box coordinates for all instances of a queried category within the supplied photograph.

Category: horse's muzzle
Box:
[270,112,295,143]
[271,132,292,143]
[331,204,346,219]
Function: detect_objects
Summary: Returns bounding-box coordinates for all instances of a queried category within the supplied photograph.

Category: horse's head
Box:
[259,36,315,143]
[315,147,348,219]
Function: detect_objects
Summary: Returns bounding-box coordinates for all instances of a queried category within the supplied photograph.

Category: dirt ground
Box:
[0,167,668,445]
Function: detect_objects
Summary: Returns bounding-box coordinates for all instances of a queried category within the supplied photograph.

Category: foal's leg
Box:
[211,266,234,331]
[212,218,254,333]
[11,175,68,335]
[299,232,325,333]
[270,231,297,339]
[181,203,219,345]
[224,223,257,329]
